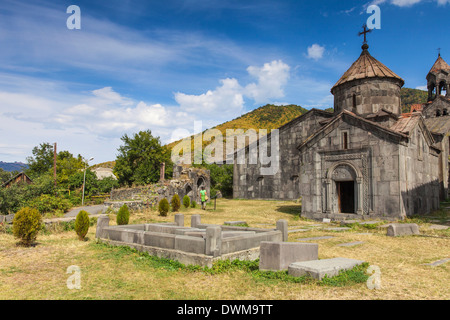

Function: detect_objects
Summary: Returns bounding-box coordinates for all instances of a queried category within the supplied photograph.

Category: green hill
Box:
[401,88,428,113]
[95,87,427,168]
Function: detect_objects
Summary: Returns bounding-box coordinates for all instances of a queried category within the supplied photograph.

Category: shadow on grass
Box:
[275,205,302,216]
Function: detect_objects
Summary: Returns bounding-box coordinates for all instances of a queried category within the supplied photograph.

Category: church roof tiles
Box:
[331,48,404,93]
[429,55,450,75]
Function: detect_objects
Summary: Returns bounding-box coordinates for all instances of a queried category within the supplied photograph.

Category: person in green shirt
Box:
[199,187,207,210]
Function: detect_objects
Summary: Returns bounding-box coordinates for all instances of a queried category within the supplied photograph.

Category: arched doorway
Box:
[329,163,360,214]
[185,184,193,202]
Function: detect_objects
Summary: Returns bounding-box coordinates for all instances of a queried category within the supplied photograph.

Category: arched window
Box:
[443,109,448,116]
[436,110,441,117]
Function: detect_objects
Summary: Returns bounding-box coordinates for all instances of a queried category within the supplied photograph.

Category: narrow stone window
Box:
[342,131,349,150]
[352,94,357,110]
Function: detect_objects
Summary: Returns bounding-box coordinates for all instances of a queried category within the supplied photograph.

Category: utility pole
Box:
[53,142,57,193]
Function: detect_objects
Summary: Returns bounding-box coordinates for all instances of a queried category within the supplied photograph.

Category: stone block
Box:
[191,215,201,228]
[174,235,206,254]
[95,214,110,239]
[221,231,256,238]
[288,257,365,280]
[276,219,288,242]
[259,241,319,271]
[205,226,222,257]
[143,232,176,249]
[174,214,184,227]
[386,223,420,237]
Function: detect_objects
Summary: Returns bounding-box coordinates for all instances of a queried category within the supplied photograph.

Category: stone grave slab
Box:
[288,228,309,233]
[296,236,335,242]
[324,227,351,232]
[337,241,364,247]
[429,225,449,230]
[422,258,450,267]
[288,257,365,280]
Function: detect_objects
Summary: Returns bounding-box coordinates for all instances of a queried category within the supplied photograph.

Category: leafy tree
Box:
[55,151,84,186]
[0,168,12,184]
[114,130,173,187]
[26,142,55,178]
[68,169,98,195]
[97,176,119,194]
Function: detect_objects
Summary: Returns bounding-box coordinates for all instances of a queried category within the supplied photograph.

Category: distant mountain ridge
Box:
[0,161,28,172]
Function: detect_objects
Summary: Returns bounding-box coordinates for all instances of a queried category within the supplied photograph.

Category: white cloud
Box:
[175,78,244,119]
[245,60,290,104]
[416,85,428,91]
[391,0,422,6]
[307,44,325,61]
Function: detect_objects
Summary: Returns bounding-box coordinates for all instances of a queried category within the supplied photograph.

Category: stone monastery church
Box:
[233,40,450,221]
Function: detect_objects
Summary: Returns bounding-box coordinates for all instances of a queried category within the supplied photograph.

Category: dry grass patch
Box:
[0,198,449,300]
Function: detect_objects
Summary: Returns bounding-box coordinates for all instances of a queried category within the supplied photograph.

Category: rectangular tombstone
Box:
[288,257,365,280]
[259,241,319,271]
[386,223,420,237]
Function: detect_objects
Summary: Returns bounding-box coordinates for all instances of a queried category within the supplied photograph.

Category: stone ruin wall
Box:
[105,165,210,211]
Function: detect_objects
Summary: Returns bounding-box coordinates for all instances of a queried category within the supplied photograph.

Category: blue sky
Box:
[0,0,449,164]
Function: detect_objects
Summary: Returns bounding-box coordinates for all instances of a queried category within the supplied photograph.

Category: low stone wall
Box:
[95,214,286,267]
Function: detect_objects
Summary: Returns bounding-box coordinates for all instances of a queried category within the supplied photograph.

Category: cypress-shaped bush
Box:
[182,195,190,209]
[171,194,181,212]
[158,198,169,217]
[75,210,90,241]
[116,204,130,225]
[12,207,42,246]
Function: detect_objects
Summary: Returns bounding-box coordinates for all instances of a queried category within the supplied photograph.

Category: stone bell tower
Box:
[427,53,450,102]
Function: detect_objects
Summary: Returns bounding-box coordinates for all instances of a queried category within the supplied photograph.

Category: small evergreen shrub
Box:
[158,198,169,216]
[116,204,130,225]
[191,200,197,208]
[74,210,90,240]
[182,195,190,209]
[171,194,181,212]
[12,207,42,246]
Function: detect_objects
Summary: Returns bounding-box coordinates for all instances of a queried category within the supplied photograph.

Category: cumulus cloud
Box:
[175,59,291,119]
[245,60,290,104]
[307,44,325,61]
[175,78,244,118]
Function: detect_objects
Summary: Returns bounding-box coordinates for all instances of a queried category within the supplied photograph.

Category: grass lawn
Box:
[0,198,449,300]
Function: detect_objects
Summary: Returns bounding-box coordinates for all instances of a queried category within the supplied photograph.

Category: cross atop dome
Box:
[358,24,372,51]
